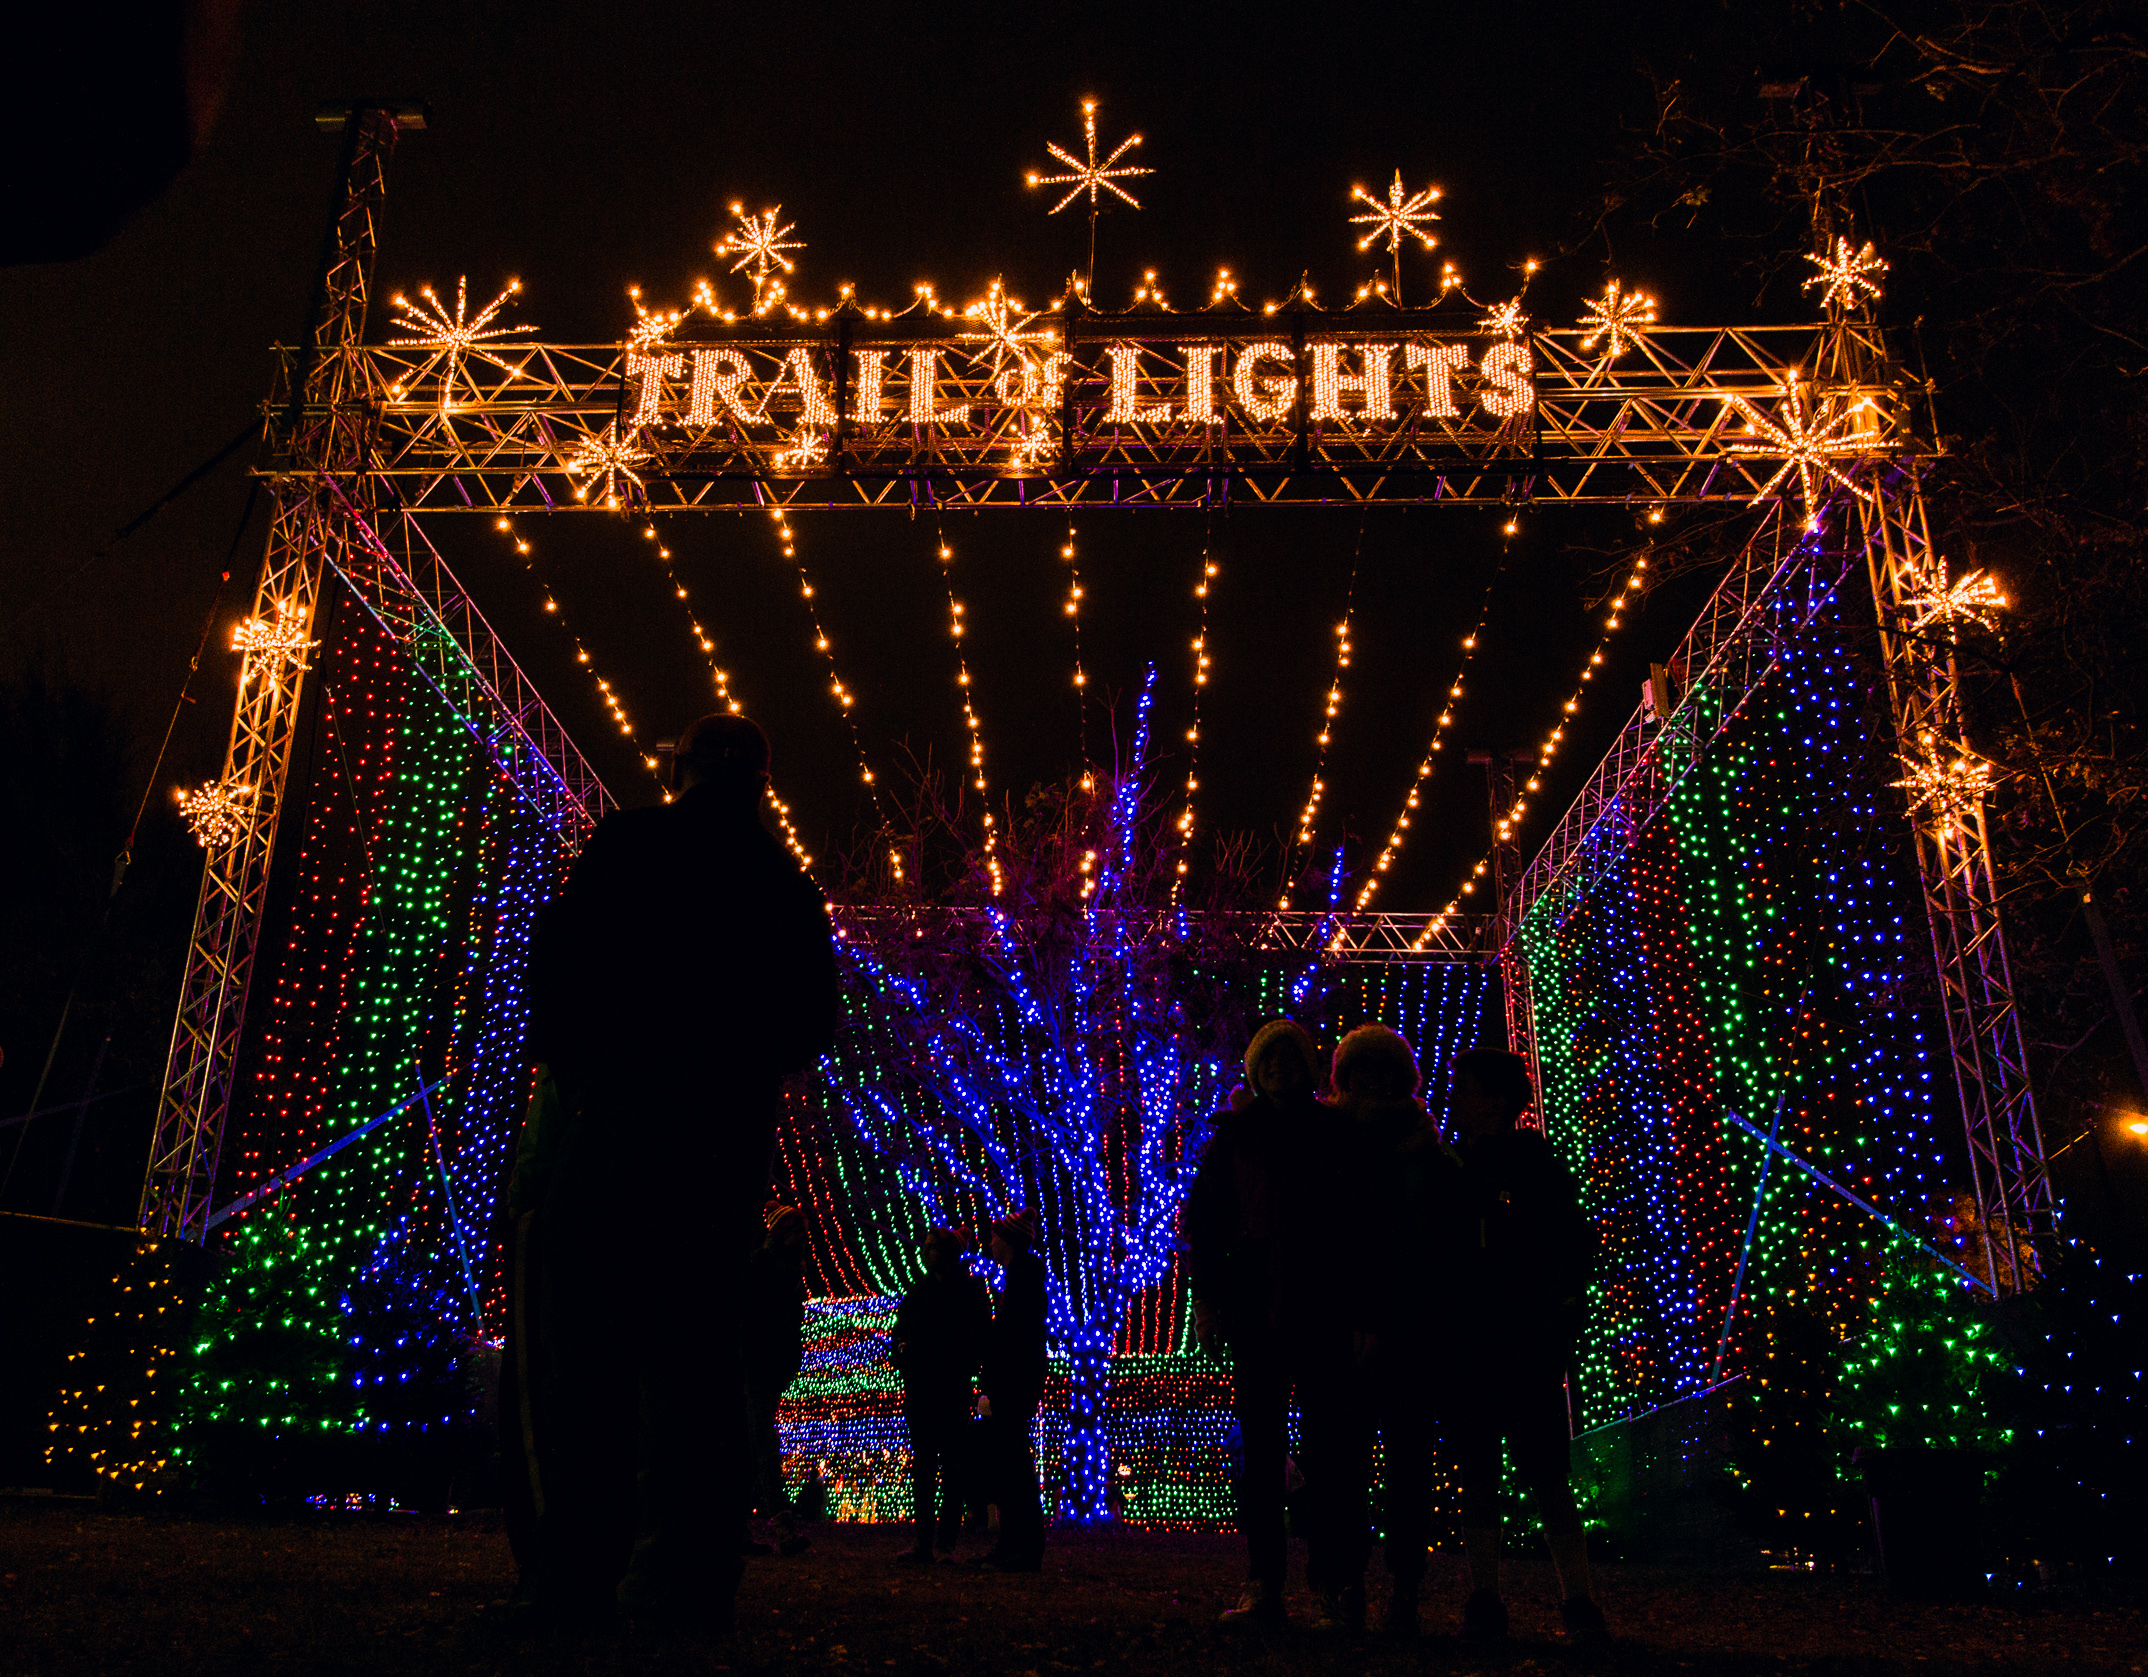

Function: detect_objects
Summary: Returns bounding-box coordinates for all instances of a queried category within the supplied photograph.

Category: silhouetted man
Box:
[1444,1048,1605,1646]
[514,712,838,1636]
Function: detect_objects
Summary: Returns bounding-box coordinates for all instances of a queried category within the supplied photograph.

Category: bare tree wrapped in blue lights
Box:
[825,673,1250,1522]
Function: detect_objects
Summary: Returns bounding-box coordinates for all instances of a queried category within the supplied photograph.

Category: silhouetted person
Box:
[975,1209,1049,1571]
[512,712,838,1636]
[1183,1018,1339,1629]
[1444,1048,1606,1646]
[1328,1024,1465,1640]
[744,1202,812,1557]
[892,1226,990,1563]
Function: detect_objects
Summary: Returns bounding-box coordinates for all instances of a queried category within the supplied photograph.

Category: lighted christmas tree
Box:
[1834,1252,2013,1458]
[45,1239,193,1499]
[826,672,1250,1521]
[176,1217,353,1499]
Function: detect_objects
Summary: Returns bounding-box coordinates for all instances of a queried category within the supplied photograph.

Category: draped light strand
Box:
[1412,553,1649,948]
[492,518,652,770]
[1280,526,1364,909]
[767,506,886,825]
[1173,521,1219,900]
[633,519,813,867]
[1062,518,1091,777]
[1356,620,1490,911]
[936,523,1002,895]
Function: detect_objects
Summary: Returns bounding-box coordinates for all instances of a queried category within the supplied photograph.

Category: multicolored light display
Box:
[1521,582,1951,1432]
[770,962,1494,1525]
[170,593,575,1481]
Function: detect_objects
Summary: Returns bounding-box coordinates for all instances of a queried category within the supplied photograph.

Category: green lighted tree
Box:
[1834,1256,2013,1458]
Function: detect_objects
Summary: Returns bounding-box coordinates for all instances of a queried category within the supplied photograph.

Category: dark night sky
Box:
[0,1,1819,909]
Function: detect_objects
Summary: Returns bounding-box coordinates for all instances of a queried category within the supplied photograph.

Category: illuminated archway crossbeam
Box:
[322,319,1906,510]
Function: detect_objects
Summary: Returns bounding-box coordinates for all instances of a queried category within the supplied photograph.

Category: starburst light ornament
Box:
[1028,100,1151,215]
[566,423,652,508]
[1910,567,2008,634]
[1893,733,1998,841]
[231,599,317,677]
[1577,279,1657,361]
[716,203,803,310]
[961,279,1049,379]
[387,277,536,410]
[1803,237,1887,313]
[625,286,684,350]
[777,426,829,470]
[1479,298,1529,339]
[1723,377,1878,527]
[1010,416,1056,468]
[177,780,254,849]
[1349,169,1441,301]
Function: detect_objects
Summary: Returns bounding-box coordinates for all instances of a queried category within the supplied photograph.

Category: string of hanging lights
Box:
[1412,550,1650,948]
[1172,521,1220,898]
[1353,550,1505,912]
[934,522,1003,896]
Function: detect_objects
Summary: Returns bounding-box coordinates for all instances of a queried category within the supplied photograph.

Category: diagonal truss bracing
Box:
[296,318,1910,510]
[323,483,611,846]
[144,109,611,1241]
[1505,503,1854,932]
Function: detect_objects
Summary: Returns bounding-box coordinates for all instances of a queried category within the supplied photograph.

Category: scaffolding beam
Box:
[140,107,406,1239]
[1858,469,2051,1289]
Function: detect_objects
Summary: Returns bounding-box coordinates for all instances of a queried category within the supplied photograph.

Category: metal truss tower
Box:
[140,107,408,1238]
[1856,469,2052,1286]
[1500,320,2050,1291]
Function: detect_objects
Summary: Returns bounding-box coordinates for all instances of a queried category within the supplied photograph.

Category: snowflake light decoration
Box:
[625,285,684,350]
[230,598,316,672]
[566,422,652,508]
[1910,567,2008,634]
[1893,733,1998,840]
[177,779,254,849]
[961,278,1049,378]
[1577,279,1657,360]
[1723,378,1878,526]
[1010,417,1056,468]
[1027,99,1150,214]
[777,426,829,470]
[1479,298,1529,339]
[387,277,536,410]
[1803,237,1887,313]
[716,203,803,309]
[1350,169,1441,300]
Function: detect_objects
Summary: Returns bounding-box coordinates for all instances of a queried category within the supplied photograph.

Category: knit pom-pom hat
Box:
[1243,1017,1322,1084]
[1332,1024,1421,1097]
[990,1208,1039,1251]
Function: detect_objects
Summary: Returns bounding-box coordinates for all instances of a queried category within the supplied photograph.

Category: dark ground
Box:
[0,1505,2140,1677]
